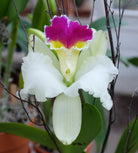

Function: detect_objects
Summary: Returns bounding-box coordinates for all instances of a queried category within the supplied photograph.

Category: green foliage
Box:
[57,104,102,153]
[0,104,102,153]
[17,19,31,53]
[90,16,126,31]
[0,122,56,150]
[6,0,29,24]
[106,50,138,67]
[32,0,56,31]
[115,118,138,153]
[42,100,52,125]
[19,72,24,89]
[82,91,107,151]
[128,57,138,67]
[0,0,29,24]
[0,0,11,20]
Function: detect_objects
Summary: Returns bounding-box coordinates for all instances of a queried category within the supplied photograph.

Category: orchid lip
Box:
[44,15,93,50]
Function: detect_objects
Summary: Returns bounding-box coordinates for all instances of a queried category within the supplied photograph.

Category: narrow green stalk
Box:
[0,40,2,78]
[4,18,19,89]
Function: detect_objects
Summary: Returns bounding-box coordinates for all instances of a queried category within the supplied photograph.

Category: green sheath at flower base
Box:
[20,15,118,145]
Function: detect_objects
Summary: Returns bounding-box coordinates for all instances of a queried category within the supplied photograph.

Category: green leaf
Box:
[19,71,23,89]
[128,57,138,67]
[0,0,10,20]
[7,0,29,24]
[48,0,57,14]
[90,16,126,31]
[120,56,130,67]
[57,104,102,153]
[42,100,52,125]
[32,0,51,31]
[0,104,102,153]
[17,19,31,53]
[115,118,138,153]
[32,0,56,31]
[7,19,31,53]
[81,91,107,151]
[0,122,56,150]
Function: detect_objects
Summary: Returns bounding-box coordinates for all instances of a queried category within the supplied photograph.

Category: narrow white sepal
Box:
[53,94,82,145]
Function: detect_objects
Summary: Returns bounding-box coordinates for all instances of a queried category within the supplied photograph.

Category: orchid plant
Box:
[0,1,138,153]
[20,15,117,145]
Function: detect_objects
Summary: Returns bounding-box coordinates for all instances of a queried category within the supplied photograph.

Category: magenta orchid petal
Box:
[45,15,93,49]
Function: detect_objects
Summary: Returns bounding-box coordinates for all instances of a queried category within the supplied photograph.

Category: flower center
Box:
[56,48,80,86]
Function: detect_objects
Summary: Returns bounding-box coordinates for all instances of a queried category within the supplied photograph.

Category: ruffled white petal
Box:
[21,52,66,101]
[29,34,59,70]
[65,55,118,110]
[53,94,82,145]
[77,30,107,70]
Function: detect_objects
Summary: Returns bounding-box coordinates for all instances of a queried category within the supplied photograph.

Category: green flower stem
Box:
[4,18,19,89]
[0,40,2,78]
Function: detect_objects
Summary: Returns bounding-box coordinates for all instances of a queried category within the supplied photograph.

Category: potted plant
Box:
[0,1,138,153]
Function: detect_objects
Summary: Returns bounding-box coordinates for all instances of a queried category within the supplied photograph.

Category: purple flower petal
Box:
[45,15,93,49]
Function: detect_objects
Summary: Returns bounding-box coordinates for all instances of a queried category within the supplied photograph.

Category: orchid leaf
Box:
[32,0,56,31]
[0,0,10,20]
[0,122,56,150]
[17,19,31,53]
[90,16,126,30]
[57,103,102,153]
[128,57,138,67]
[0,104,101,153]
[115,118,138,153]
[7,19,31,53]
[120,56,130,67]
[32,0,50,31]
[7,0,29,24]
[82,91,107,151]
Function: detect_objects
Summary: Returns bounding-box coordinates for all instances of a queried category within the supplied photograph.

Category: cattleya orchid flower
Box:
[20,15,118,145]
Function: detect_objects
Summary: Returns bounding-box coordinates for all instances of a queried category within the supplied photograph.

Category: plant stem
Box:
[4,18,19,90]
[0,40,2,78]
[103,0,115,65]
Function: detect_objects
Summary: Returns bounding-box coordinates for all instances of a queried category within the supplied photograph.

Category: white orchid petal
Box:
[65,55,118,110]
[53,94,82,145]
[21,52,66,101]
[77,31,107,70]
[29,34,59,70]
